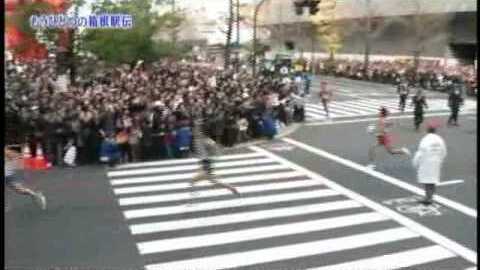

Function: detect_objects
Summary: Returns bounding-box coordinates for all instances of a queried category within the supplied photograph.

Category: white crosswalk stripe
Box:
[106,152,473,270]
[305,98,477,122]
[309,245,456,270]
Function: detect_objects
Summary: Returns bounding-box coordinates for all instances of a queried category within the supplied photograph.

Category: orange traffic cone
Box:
[22,144,34,170]
[33,144,49,170]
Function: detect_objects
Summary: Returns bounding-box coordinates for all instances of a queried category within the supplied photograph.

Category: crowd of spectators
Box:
[315,59,477,95]
[6,59,304,167]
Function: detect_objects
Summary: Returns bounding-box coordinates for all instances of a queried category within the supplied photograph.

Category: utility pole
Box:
[252,0,266,77]
[363,0,371,73]
[224,0,234,70]
[310,28,315,73]
[235,0,240,72]
[171,0,177,46]
[68,1,82,85]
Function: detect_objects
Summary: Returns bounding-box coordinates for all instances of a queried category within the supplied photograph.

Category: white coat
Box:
[412,133,447,184]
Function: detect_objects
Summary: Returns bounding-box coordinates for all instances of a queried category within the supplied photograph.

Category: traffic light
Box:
[309,0,321,15]
[285,41,295,50]
[294,0,321,16]
[294,0,306,15]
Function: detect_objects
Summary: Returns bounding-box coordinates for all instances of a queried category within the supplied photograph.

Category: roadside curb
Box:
[223,122,303,150]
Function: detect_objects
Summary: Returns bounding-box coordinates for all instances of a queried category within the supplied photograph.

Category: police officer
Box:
[411,87,428,131]
[447,78,464,126]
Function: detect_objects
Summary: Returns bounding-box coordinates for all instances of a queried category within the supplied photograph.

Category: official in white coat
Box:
[412,121,447,204]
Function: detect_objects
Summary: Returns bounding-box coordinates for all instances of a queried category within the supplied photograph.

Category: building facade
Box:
[257,0,476,61]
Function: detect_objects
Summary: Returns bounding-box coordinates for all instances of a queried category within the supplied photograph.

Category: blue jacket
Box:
[175,127,192,150]
[100,139,121,161]
[262,115,277,137]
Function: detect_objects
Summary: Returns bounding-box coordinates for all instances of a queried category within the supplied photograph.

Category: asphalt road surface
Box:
[5,77,477,270]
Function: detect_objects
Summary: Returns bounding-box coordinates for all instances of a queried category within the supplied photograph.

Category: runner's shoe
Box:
[32,192,47,210]
[419,199,433,205]
[366,164,376,170]
[229,187,240,196]
[401,147,411,157]
[193,171,206,182]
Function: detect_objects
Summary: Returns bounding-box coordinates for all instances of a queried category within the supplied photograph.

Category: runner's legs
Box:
[192,159,239,195]
[6,175,46,210]
[321,99,329,117]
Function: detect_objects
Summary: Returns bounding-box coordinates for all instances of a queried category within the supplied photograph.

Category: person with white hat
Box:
[412,120,447,205]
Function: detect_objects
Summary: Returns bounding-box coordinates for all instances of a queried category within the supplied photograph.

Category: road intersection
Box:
[5,76,477,270]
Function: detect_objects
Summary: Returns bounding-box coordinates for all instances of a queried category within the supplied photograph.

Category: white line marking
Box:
[329,102,377,114]
[119,180,321,206]
[251,146,477,264]
[306,112,476,126]
[309,245,456,270]
[115,152,264,169]
[307,104,357,116]
[280,138,477,218]
[113,171,305,195]
[138,212,390,255]
[111,172,198,186]
[437,180,465,186]
[145,228,418,270]
[110,164,291,186]
[306,112,325,120]
[342,100,395,113]
[305,106,344,117]
[129,200,363,234]
[347,99,399,111]
[108,158,275,177]
[305,106,327,115]
[123,189,340,219]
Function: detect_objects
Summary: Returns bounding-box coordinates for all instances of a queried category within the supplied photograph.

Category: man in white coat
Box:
[412,121,447,205]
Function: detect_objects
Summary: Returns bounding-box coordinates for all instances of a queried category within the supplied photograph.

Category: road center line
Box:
[249,146,477,264]
[280,138,476,218]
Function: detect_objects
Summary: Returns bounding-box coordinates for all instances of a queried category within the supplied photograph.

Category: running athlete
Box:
[5,146,46,211]
[411,88,429,131]
[319,81,333,118]
[367,107,411,170]
[397,78,410,113]
[191,119,239,195]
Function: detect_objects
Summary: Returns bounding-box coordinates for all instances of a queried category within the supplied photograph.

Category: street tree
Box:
[6,1,67,61]
[309,0,341,61]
